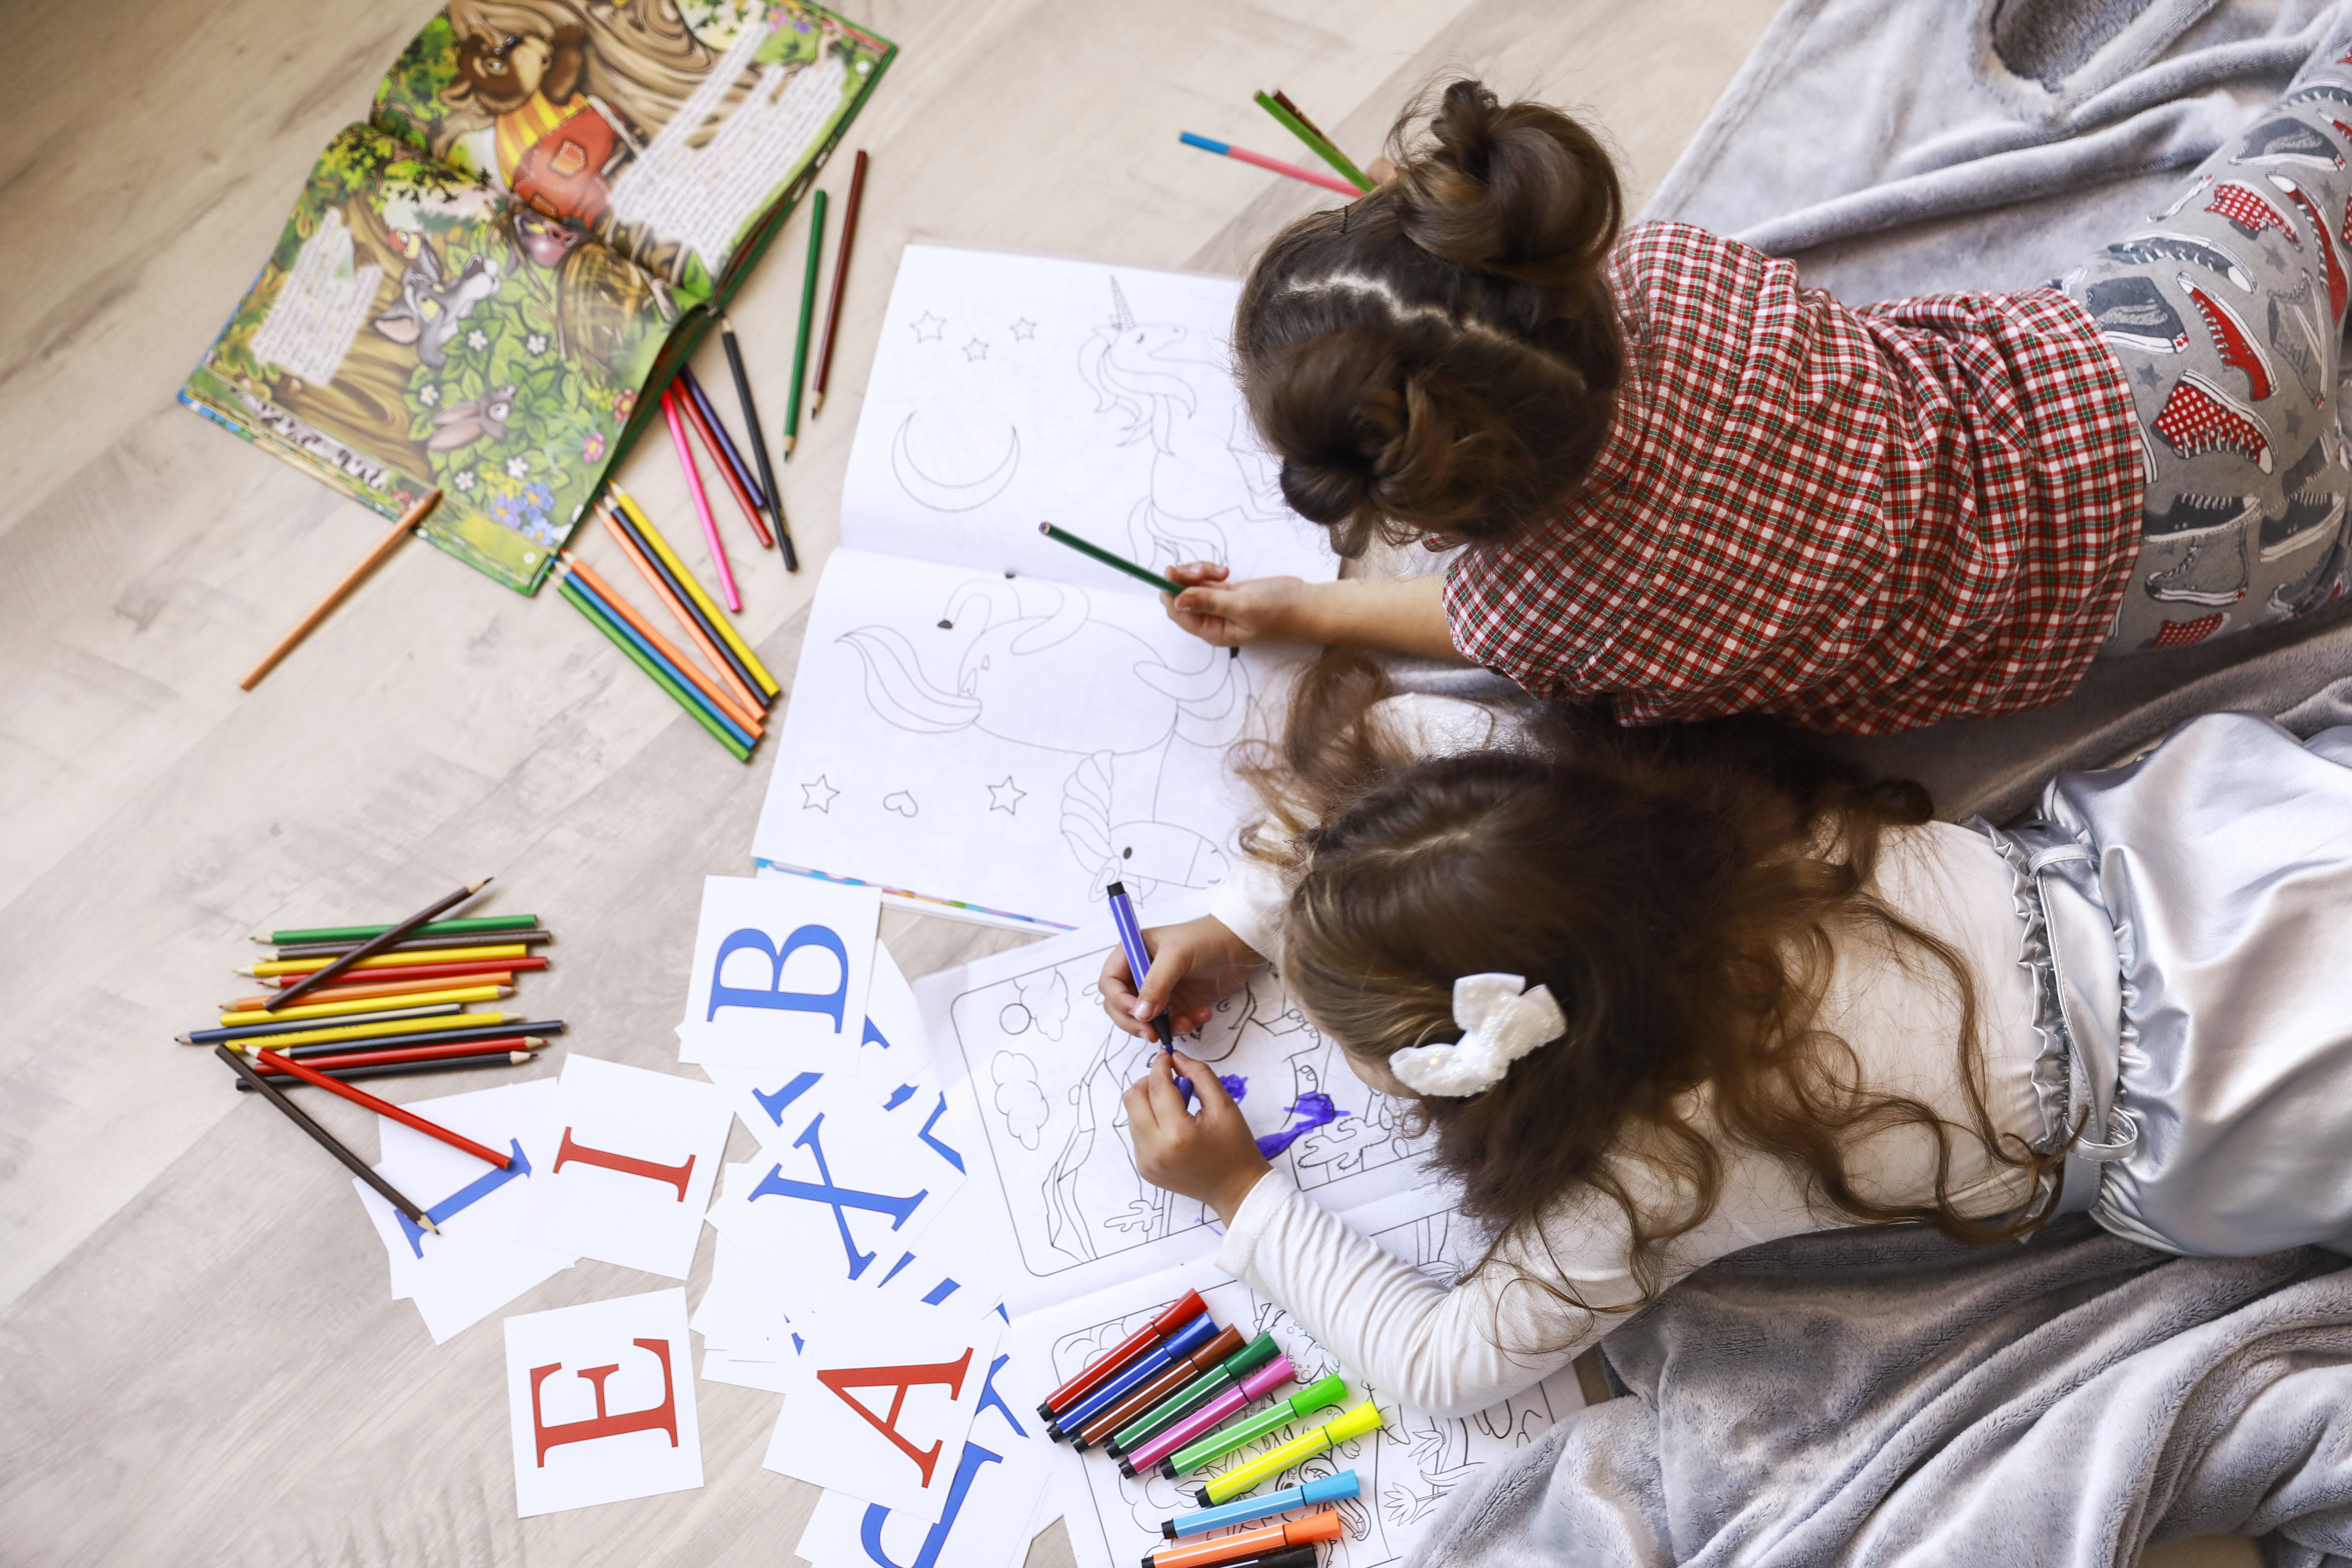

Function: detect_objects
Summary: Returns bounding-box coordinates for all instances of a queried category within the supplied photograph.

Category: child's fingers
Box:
[1135,933,1184,1012]
[1098,950,1156,1037]
[1168,560,1229,586]
[1135,1050,1192,1123]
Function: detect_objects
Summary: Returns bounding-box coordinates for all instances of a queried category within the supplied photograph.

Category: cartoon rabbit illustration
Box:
[427,383,516,451]
[372,246,504,369]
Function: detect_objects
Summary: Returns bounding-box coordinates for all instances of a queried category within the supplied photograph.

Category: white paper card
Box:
[504,1287,703,1517]
[532,1053,729,1279]
[674,873,881,1069]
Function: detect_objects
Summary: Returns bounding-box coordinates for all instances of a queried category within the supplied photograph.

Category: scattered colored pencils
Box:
[558,569,753,762]
[242,944,531,978]
[719,320,797,569]
[601,504,763,713]
[251,1039,545,1077]
[267,928,550,959]
[661,385,741,612]
[611,488,778,697]
[239,489,442,691]
[1178,132,1359,198]
[268,878,491,1009]
[227,970,518,1010]
[265,1019,566,1059]
[216,1044,437,1232]
[236,1050,540,1090]
[785,188,828,455]
[257,913,537,945]
[677,368,775,549]
[241,958,541,992]
[218,985,510,1027]
[1255,90,1374,192]
[811,149,868,416]
[254,1048,512,1169]
[560,552,762,734]
[1039,522,1184,595]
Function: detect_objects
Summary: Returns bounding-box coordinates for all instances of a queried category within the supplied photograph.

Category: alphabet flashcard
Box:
[531,1053,730,1279]
[504,1287,703,1517]
[675,874,881,1071]
[764,1292,1006,1522]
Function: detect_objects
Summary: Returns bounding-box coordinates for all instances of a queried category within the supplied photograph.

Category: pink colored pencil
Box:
[662,385,741,612]
[1178,132,1360,197]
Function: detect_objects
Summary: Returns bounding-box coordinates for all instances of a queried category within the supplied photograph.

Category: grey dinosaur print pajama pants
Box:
[2064,53,2352,652]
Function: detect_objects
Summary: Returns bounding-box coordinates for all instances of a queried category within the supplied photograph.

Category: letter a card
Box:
[505,1287,702,1517]
[532,1053,730,1279]
[765,1292,1004,1521]
[676,874,880,1071]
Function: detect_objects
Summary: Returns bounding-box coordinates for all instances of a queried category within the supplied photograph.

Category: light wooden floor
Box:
[0,1,2255,1564]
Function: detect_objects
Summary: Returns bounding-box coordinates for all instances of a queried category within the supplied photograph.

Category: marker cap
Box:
[1300,1470,1362,1508]
[1222,1331,1281,1380]
[1322,1402,1383,1445]
[1289,1372,1349,1416]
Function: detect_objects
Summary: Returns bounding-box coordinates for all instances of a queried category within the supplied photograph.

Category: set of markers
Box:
[1038,1289,1384,1568]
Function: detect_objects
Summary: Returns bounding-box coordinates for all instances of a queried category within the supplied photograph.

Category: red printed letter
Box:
[530,1337,680,1465]
[553,1126,695,1200]
[814,1349,975,1489]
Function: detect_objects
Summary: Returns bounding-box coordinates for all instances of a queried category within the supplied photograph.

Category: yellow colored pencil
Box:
[217,985,511,1027]
[222,1012,523,1052]
[240,944,529,978]
[609,486,780,697]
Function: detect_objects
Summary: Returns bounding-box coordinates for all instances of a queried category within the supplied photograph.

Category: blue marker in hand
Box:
[1106,881,1193,1102]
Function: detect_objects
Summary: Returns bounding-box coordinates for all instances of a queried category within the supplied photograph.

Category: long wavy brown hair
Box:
[1241,652,2057,1320]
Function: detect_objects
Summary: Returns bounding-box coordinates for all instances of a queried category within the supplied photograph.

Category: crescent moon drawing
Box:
[891,412,1021,512]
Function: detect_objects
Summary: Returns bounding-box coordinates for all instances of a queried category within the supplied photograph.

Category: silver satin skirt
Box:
[1982,713,2352,1258]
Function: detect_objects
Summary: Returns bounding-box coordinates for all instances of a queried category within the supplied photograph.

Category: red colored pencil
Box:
[256,1036,547,1074]
[242,957,547,986]
[253,1047,512,1169]
[677,381,775,548]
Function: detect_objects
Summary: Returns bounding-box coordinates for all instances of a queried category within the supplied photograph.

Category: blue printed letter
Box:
[708,924,850,1029]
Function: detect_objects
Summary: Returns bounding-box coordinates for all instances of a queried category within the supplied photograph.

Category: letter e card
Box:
[505,1287,702,1517]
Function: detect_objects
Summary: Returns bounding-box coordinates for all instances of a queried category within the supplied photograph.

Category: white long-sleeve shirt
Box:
[1205,695,2044,1416]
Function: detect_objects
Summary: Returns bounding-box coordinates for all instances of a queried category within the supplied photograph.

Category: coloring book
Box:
[180,1,892,593]
[751,242,1338,931]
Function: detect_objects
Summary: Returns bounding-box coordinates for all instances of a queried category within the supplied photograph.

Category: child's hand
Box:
[1124,1049,1271,1224]
[1162,562,1309,647]
[1099,915,1262,1040]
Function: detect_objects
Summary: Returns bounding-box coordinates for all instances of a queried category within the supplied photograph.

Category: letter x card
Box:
[504,1287,702,1517]
[676,874,880,1071]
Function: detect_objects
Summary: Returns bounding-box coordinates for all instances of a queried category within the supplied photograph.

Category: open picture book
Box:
[752,241,1339,931]
[180,0,892,593]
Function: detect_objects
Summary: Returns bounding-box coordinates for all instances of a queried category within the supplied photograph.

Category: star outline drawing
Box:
[801,775,841,812]
[910,312,946,343]
[987,776,1026,815]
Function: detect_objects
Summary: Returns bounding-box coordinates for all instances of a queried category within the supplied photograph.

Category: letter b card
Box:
[505,1288,702,1517]
[676,874,881,1072]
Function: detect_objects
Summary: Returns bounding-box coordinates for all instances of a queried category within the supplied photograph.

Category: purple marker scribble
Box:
[1221,1075,1248,1101]
[1256,1092,1345,1158]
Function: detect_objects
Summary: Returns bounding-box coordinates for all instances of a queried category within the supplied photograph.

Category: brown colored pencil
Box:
[214,1044,438,1231]
[811,148,869,416]
[267,877,491,1010]
[240,490,441,691]
[1271,91,1331,145]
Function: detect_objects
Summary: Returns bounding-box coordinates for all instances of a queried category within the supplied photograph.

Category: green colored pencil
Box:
[1037,522,1183,595]
[784,188,828,456]
[558,578,752,762]
[258,915,540,946]
[1254,91,1373,193]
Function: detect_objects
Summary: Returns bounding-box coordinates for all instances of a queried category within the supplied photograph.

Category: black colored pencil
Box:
[606,498,768,698]
[720,318,797,571]
[267,1020,569,1060]
[235,1050,541,1090]
[214,1045,437,1231]
[268,878,491,1010]
[271,927,551,959]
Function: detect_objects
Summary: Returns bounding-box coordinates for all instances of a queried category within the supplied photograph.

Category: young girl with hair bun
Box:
[1103,656,2352,1414]
[1168,67,2352,732]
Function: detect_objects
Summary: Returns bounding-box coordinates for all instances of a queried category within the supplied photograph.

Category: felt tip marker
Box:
[1144,1508,1342,1568]
[1105,880,1176,1052]
[1039,1288,1206,1422]
[1199,1402,1383,1507]
[1163,1470,1359,1539]
[1109,1332,1282,1458]
[1076,1323,1246,1450]
[1122,1354,1294,1477]
[1148,1549,1315,1568]
[1162,1372,1350,1480]
[1050,1313,1218,1442]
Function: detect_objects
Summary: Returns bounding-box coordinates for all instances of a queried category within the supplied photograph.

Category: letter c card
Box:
[504,1287,702,1517]
[531,1053,730,1279]
[676,874,880,1071]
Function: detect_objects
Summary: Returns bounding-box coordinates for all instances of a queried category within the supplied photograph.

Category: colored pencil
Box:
[1255,90,1374,192]
[558,553,761,732]
[558,575,753,761]
[270,929,551,959]
[558,565,758,752]
[811,149,868,416]
[1038,522,1184,594]
[239,489,441,691]
[181,1003,464,1046]
[254,1048,512,1169]
[215,1044,436,1231]
[257,914,537,945]
[204,1012,517,1053]
[661,386,742,613]
[720,319,797,570]
[249,959,540,991]
[678,374,775,549]
[610,487,779,696]
[600,506,765,714]
[268,877,490,1009]
[784,187,828,455]
[219,985,509,1027]
[679,365,768,509]
[1178,132,1359,197]
[238,1050,540,1090]
[243,945,531,978]
[255,1039,544,1075]
[268,1020,564,1060]
[231,968,520,1008]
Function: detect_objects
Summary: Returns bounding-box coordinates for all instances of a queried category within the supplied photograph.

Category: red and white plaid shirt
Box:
[1443,223,2144,734]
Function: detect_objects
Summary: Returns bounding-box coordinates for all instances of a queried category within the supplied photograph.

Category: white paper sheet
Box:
[912,924,1432,1316]
[530,1054,730,1280]
[674,873,881,1070]
[504,1287,704,1517]
[763,1291,1008,1523]
[839,243,1335,586]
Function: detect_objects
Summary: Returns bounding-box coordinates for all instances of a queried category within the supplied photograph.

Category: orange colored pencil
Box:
[226,970,517,1012]
[253,1047,512,1169]
[598,507,764,714]
[557,553,763,735]
[677,385,775,548]
[240,490,442,690]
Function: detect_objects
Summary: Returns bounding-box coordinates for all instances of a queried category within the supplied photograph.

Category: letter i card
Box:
[765,1292,1005,1522]
[504,1287,702,1517]
[676,874,881,1071]
[531,1053,731,1279]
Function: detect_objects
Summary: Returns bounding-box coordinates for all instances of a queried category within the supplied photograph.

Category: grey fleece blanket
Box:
[1632,0,2352,820]
[1406,1220,2352,1568]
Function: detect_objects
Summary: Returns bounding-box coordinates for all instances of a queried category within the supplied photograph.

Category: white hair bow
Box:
[1387,974,1567,1098]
